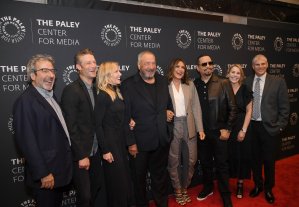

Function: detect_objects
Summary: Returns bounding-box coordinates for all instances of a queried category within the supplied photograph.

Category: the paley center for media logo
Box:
[176,29,191,49]
[101,24,122,47]
[0,16,26,43]
[274,37,284,52]
[232,33,243,50]
[63,65,78,85]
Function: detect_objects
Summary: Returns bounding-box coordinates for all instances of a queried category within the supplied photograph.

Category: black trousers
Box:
[198,129,231,196]
[32,186,64,207]
[251,121,278,191]
[72,153,105,207]
[129,144,170,207]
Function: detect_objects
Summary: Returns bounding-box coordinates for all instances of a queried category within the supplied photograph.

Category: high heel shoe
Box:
[236,182,243,199]
[182,188,191,203]
[174,189,186,206]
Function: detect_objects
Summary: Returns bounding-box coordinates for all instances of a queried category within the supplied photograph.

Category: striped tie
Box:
[252,77,261,120]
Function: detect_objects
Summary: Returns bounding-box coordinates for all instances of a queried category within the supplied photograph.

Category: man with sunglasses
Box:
[194,55,237,207]
[13,54,72,207]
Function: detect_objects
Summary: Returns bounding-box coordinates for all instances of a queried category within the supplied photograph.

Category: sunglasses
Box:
[200,61,214,67]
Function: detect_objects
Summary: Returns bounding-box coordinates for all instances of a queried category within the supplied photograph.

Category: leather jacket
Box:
[194,74,237,131]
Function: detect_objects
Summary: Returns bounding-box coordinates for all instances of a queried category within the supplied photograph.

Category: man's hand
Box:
[41,173,54,189]
[103,152,114,163]
[219,129,230,140]
[199,131,206,140]
[129,119,136,130]
[128,144,138,158]
[78,157,90,170]
[167,110,174,122]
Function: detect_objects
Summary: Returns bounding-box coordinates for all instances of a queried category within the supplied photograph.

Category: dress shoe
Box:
[236,182,243,199]
[222,196,233,207]
[249,187,263,197]
[265,191,275,204]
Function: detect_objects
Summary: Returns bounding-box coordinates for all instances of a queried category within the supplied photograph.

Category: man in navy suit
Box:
[121,50,173,207]
[13,54,72,207]
[245,54,289,204]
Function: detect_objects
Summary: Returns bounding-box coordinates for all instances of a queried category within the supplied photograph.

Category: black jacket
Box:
[121,72,173,151]
[194,74,237,131]
[61,78,96,160]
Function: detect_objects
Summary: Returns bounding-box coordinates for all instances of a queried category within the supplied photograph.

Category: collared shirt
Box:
[252,73,266,121]
[34,86,71,145]
[82,80,98,156]
[171,81,186,117]
[194,78,210,130]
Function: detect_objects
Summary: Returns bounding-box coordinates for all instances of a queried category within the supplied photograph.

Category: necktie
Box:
[252,77,261,120]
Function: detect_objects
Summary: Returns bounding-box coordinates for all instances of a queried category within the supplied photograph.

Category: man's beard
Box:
[139,70,155,80]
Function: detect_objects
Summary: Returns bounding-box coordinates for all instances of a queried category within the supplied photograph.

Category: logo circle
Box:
[8,115,14,134]
[20,199,36,207]
[63,65,78,85]
[232,33,243,50]
[290,112,298,126]
[156,65,164,76]
[101,24,122,47]
[176,30,191,49]
[213,64,223,76]
[274,37,283,52]
[0,16,26,43]
[292,64,299,78]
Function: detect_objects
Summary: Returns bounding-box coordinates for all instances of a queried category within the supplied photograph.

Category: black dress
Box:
[95,89,132,207]
[228,84,253,179]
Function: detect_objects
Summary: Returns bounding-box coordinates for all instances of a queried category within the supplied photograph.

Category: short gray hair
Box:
[26,54,55,82]
[137,50,155,65]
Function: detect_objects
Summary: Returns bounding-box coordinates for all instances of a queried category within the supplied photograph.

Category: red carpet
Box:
[150,154,299,207]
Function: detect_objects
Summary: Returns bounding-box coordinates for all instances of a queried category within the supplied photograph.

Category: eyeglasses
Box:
[35,68,57,74]
[200,61,214,67]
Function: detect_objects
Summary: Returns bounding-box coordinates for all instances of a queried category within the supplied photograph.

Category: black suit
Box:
[121,72,172,207]
[244,74,289,191]
[13,85,72,207]
[61,78,104,207]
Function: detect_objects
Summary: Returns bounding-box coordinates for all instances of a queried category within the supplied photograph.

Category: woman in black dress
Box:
[226,64,253,199]
[95,61,132,207]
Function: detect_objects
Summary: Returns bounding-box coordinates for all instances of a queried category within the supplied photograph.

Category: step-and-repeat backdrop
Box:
[0,1,298,206]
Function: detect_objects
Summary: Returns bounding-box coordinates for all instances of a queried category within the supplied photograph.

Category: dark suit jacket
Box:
[13,85,72,189]
[61,78,96,161]
[121,72,173,151]
[244,74,290,136]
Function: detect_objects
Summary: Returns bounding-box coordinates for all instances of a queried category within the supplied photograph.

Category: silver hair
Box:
[137,50,155,65]
[26,54,55,82]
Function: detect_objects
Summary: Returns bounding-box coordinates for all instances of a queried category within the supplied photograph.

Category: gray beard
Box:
[139,71,155,80]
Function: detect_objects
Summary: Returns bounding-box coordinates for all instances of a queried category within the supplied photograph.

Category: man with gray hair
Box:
[13,54,72,207]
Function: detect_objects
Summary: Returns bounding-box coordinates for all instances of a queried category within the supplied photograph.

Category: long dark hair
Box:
[167,58,189,85]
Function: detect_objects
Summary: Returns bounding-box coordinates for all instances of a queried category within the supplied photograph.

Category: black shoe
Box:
[196,188,213,201]
[265,191,275,204]
[222,196,233,207]
[236,182,243,199]
[249,186,263,197]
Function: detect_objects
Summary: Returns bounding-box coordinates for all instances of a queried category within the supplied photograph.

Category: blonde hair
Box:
[226,64,246,84]
[96,61,123,101]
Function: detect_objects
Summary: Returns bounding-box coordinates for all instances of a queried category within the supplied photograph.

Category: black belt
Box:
[251,120,262,123]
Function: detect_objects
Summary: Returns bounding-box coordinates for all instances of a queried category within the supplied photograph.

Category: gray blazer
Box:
[169,80,204,138]
[244,73,290,136]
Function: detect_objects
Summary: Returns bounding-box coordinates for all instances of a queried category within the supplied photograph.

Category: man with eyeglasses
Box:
[13,54,72,207]
[61,48,105,207]
[194,54,237,207]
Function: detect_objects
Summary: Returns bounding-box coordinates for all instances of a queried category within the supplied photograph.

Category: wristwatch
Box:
[241,128,247,133]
